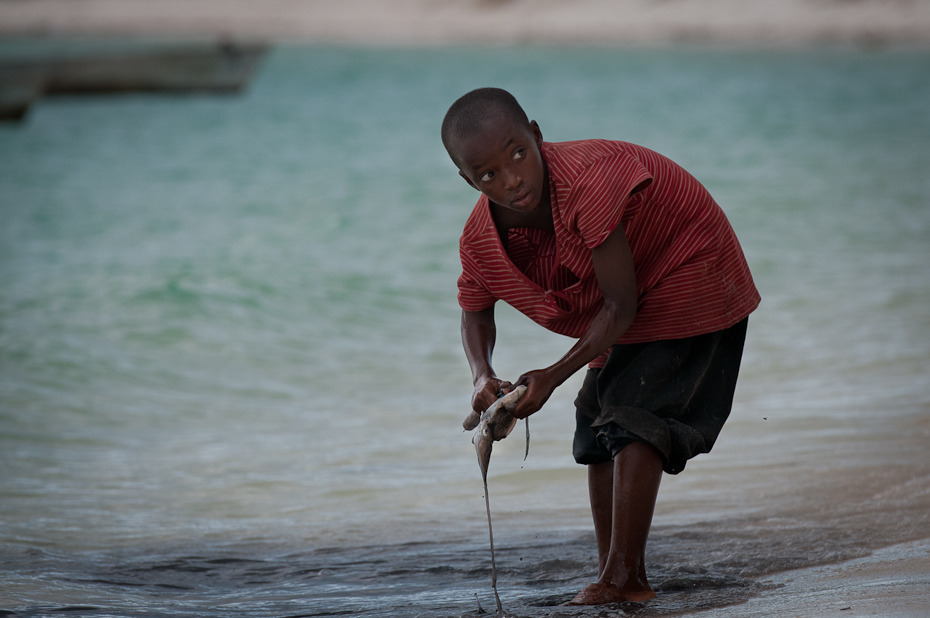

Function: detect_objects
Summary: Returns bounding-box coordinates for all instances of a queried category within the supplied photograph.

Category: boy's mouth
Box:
[511,189,533,209]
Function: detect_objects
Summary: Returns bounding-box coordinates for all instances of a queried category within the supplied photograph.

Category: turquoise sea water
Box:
[1,43,929,616]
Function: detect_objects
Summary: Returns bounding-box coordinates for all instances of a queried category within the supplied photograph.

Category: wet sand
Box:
[708,539,930,617]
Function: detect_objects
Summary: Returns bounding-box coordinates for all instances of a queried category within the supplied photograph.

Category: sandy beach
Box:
[1,0,930,47]
[700,539,930,617]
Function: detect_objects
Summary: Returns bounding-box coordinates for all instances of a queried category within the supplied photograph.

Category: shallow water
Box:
[1,42,929,616]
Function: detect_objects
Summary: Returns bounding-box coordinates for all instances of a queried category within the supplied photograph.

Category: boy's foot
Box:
[563,581,656,605]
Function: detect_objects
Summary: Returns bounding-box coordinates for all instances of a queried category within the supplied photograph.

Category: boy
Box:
[442,87,760,605]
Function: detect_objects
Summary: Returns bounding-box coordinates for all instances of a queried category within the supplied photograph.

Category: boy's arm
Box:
[510,224,638,419]
[461,306,513,413]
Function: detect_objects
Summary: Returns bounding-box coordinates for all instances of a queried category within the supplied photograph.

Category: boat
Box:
[0,40,267,122]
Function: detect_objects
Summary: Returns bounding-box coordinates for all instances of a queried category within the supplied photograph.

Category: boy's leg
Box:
[587,460,614,577]
[571,442,663,605]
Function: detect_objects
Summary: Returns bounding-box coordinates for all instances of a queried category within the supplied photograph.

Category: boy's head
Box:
[441,88,547,215]
[441,88,530,163]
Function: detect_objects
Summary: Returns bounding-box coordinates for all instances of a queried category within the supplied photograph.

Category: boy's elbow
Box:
[621,298,638,331]
[606,294,637,335]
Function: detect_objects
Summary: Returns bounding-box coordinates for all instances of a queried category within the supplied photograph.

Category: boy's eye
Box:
[480,171,495,183]
[513,148,526,160]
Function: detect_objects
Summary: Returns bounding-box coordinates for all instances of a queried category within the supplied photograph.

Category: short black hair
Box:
[441,87,530,160]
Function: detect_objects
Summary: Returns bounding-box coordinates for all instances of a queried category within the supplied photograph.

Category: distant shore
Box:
[1,0,930,47]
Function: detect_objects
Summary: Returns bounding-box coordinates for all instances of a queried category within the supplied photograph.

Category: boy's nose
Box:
[503,169,521,190]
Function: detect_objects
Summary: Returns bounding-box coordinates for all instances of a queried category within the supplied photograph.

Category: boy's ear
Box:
[530,120,543,146]
[459,169,478,190]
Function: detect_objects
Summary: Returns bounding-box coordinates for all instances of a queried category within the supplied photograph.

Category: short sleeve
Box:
[457,251,496,312]
[563,152,653,249]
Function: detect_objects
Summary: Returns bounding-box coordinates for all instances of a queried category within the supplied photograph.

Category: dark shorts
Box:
[573,318,748,475]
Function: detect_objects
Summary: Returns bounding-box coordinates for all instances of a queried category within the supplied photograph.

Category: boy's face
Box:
[452,112,546,217]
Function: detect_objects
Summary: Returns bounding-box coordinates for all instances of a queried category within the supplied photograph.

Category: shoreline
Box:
[701,538,930,617]
[1,0,930,48]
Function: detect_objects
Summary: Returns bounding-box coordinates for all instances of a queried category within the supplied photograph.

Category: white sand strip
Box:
[1,0,929,46]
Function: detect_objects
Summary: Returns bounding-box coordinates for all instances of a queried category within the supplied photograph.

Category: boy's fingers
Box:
[498,382,514,396]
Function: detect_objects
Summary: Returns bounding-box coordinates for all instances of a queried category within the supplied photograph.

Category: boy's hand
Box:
[509,369,557,419]
[471,375,514,413]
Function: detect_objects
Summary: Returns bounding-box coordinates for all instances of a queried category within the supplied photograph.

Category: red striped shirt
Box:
[458,140,760,367]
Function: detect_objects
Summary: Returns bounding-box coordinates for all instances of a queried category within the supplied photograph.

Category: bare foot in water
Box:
[563,581,656,606]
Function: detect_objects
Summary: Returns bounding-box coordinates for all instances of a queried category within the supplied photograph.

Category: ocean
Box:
[1,42,928,617]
